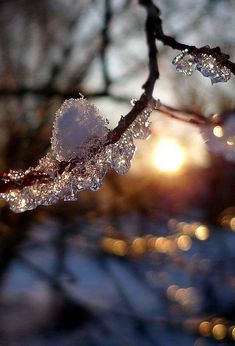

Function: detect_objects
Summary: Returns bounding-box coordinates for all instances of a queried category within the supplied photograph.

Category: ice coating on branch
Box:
[0,98,154,212]
[201,113,235,162]
[195,53,231,84]
[172,48,231,84]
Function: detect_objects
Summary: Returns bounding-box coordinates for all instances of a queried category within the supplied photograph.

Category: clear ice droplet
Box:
[172,49,195,76]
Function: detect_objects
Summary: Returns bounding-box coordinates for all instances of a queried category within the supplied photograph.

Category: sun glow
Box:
[152,138,186,173]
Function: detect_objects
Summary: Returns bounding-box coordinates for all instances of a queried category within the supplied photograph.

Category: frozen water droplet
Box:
[172,49,195,76]
[195,53,231,84]
[90,180,101,191]
[63,182,77,201]
[173,48,231,84]
[130,98,138,106]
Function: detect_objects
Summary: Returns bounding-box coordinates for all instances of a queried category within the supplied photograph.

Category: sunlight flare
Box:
[152,138,186,173]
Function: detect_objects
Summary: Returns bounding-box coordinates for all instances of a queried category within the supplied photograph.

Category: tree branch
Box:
[151,1,235,75]
[0,0,160,193]
[100,0,112,94]
[158,103,209,125]
[0,0,233,196]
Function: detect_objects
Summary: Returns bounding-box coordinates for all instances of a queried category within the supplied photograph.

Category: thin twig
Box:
[100,0,112,93]
[151,1,235,75]
[158,103,209,125]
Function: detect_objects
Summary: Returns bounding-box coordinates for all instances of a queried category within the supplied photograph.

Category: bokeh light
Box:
[177,235,192,251]
[213,125,224,138]
[199,321,212,337]
[212,324,227,340]
[195,225,209,240]
[231,326,235,340]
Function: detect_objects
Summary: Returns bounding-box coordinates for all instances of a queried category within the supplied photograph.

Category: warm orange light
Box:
[230,217,235,231]
[132,237,146,255]
[199,321,212,336]
[231,326,235,340]
[177,235,192,251]
[195,225,209,240]
[152,138,186,173]
[212,324,227,340]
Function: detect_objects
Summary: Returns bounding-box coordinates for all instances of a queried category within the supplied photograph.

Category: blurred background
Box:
[0,0,235,345]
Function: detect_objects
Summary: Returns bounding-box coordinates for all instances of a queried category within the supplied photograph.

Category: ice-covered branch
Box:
[172,47,232,84]
[0,96,156,212]
[147,2,235,78]
[160,36,235,76]
[0,0,159,212]
[140,0,235,82]
[0,0,234,212]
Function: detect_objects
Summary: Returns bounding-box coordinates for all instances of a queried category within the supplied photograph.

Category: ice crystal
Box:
[172,49,195,76]
[195,53,231,84]
[173,48,231,84]
[0,98,155,212]
[201,113,235,163]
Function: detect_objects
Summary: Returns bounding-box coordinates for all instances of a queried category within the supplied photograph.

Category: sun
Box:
[152,138,186,173]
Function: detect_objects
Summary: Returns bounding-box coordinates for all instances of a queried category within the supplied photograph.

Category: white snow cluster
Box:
[0,98,154,212]
[172,48,231,84]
